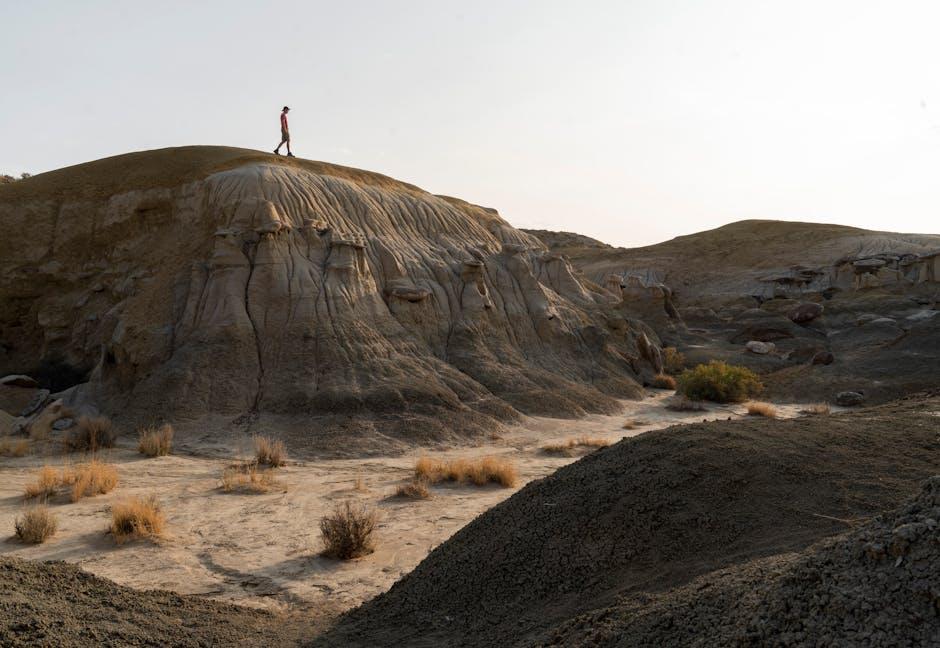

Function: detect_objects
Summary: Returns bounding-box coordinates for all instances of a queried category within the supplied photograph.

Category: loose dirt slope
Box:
[0,147,660,450]
[317,395,940,647]
[0,557,305,646]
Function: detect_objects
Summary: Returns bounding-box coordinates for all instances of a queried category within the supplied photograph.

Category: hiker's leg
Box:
[286,137,292,155]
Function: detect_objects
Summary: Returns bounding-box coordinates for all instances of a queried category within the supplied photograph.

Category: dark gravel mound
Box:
[0,558,303,647]
[316,397,940,647]
[541,476,940,647]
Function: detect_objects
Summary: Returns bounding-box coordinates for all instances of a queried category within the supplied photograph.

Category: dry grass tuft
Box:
[65,415,115,452]
[138,424,174,457]
[622,419,647,430]
[663,347,686,374]
[541,437,612,456]
[67,460,119,502]
[221,461,277,493]
[109,495,164,544]
[651,373,677,390]
[801,402,831,415]
[353,475,367,492]
[746,401,778,418]
[14,506,57,544]
[415,456,518,487]
[0,436,30,457]
[320,501,378,560]
[24,466,62,499]
[395,478,431,499]
[665,396,708,412]
[254,435,286,467]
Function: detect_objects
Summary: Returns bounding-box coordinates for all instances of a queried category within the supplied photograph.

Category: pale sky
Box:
[2,1,939,246]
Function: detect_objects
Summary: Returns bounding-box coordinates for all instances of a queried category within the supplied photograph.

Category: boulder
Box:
[787,346,824,363]
[745,340,775,355]
[52,417,75,431]
[0,385,39,416]
[787,302,823,324]
[0,374,38,388]
[811,351,835,365]
[836,391,865,407]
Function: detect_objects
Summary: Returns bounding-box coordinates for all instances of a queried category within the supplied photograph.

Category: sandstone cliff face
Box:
[0,147,657,445]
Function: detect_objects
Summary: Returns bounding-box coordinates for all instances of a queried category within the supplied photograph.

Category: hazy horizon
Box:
[3,1,939,246]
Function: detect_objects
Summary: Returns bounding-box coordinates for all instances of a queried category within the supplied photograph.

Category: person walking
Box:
[274,106,294,157]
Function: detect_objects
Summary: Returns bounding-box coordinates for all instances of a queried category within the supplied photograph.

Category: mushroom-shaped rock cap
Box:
[853,258,887,269]
[0,374,39,388]
[390,286,432,302]
[501,243,527,255]
[254,201,283,234]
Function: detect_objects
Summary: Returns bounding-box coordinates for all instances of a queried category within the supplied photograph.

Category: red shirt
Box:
[281,112,289,130]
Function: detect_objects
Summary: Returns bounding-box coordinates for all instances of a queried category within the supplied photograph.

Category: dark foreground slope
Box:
[0,557,307,647]
[317,395,940,647]
[542,476,940,647]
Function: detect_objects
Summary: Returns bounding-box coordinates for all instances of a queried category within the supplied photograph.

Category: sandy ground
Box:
[0,392,808,617]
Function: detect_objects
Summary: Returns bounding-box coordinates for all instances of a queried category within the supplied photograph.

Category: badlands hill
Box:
[0,147,663,450]
[527,219,940,299]
[529,220,940,404]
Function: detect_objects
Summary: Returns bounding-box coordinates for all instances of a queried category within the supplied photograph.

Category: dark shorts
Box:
[280,130,290,142]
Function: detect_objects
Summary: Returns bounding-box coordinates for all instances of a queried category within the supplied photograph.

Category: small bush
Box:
[663,347,685,374]
[395,478,431,499]
[801,402,831,415]
[14,506,57,544]
[541,437,611,456]
[320,501,378,560]
[0,437,29,457]
[745,401,777,418]
[65,415,115,452]
[67,460,118,502]
[24,466,61,499]
[254,435,286,467]
[138,424,174,457]
[415,456,518,487]
[651,373,677,390]
[110,495,164,544]
[220,461,276,493]
[665,396,708,412]
[621,419,647,430]
[677,361,763,403]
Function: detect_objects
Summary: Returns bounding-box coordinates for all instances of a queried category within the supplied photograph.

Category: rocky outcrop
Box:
[0,147,659,445]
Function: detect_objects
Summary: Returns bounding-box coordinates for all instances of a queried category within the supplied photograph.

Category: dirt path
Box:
[0,392,805,615]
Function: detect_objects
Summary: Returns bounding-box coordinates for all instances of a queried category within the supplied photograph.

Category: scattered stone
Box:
[787,302,823,324]
[811,351,835,365]
[0,375,38,388]
[745,340,775,354]
[836,391,865,407]
[906,310,938,322]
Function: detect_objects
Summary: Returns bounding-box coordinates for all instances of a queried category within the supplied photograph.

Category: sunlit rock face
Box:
[0,148,659,443]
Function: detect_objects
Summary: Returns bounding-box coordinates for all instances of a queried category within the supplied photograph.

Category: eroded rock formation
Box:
[0,147,660,446]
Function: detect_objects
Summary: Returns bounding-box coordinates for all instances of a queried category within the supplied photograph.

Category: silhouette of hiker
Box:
[274,106,293,157]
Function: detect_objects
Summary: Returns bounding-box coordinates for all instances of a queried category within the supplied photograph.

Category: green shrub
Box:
[677,361,763,403]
